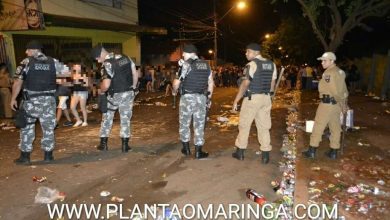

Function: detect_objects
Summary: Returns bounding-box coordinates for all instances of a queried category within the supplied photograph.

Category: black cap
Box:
[26,40,43,50]
[183,44,197,53]
[246,43,261,51]
[91,45,104,59]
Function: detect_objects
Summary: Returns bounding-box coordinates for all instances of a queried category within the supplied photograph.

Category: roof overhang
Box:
[44,14,167,35]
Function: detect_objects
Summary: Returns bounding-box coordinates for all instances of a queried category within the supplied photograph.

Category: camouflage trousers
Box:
[20,96,56,152]
[179,94,207,146]
[100,91,134,138]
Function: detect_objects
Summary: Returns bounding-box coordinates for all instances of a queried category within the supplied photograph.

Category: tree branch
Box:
[296,0,328,50]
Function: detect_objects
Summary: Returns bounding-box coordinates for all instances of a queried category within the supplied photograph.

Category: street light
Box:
[208,49,214,54]
[265,34,271,39]
[214,0,247,66]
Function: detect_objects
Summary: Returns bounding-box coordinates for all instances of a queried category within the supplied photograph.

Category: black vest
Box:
[25,57,56,92]
[181,59,210,94]
[249,59,274,94]
[108,55,133,94]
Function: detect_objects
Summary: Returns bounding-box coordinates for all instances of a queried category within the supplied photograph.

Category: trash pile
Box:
[134,95,170,107]
[245,90,300,219]
[210,104,239,128]
[0,121,16,131]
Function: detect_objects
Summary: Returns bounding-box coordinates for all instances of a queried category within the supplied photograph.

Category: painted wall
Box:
[41,0,138,25]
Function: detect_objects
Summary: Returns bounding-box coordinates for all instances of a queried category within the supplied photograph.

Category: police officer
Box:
[11,40,60,165]
[232,43,277,164]
[172,44,214,159]
[302,52,348,159]
[91,45,138,152]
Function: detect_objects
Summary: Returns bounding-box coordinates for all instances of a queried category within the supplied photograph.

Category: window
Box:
[80,0,122,9]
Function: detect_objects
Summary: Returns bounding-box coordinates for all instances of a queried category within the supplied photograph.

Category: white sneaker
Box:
[81,122,88,127]
[73,120,83,127]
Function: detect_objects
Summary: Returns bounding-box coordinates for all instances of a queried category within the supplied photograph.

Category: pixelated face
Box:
[321,59,334,69]
[25,49,38,57]
[182,52,193,61]
[245,49,257,61]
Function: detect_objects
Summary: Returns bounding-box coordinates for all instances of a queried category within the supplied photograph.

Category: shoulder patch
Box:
[325,75,331,83]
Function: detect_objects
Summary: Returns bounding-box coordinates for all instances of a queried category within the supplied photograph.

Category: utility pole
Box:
[213,0,218,67]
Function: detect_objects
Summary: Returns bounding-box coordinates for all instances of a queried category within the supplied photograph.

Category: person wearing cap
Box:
[91,45,138,152]
[172,44,214,159]
[11,40,62,165]
[232,43,277,164]
[302,52,348,159]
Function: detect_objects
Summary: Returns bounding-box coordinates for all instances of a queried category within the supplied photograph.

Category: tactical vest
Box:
[108,55,133,94]
[248,59,274,94]
[181,59,210,94]
[24,57,56,92]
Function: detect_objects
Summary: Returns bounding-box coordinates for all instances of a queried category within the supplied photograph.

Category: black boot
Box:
[97,137,108,151]
[302,146,317,159]
[14,151,31,165]
[232,148,245,160]
[121,138,131,153]
[262,151,270,164]
[44,151,54,162]
[325,148,338,159]
[195,145,209,159]
[181,142,191,156]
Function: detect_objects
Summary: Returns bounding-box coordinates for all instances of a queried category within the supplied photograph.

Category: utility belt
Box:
[22,91,55,101]
[321,94,337,104]
[180,88,207,96]
[244,90,270,100]
[107,87,134,97]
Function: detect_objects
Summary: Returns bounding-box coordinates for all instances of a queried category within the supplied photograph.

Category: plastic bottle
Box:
[246,189,266,206]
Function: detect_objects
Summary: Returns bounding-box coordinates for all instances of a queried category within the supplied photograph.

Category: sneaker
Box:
[73,120,83,127]
[63,121,73,127]
[81,122,88,127]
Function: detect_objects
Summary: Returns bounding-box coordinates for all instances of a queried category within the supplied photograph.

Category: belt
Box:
[26,92,55,99]
[321,95,337,104]
[252,92,270,95]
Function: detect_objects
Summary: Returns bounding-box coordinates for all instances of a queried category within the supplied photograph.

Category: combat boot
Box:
[44,151,54,162]
[325,148,338,159]
[261,151,270,164]
[121,138,131,153]
[232,148,245,160]
[302,146,316,159]
[181,142,191,156]
[195,145,209,159]
[14,151,31,165]
[97,137,108,151]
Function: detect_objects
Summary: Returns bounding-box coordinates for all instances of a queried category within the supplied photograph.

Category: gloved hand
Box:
[178,59,184,67]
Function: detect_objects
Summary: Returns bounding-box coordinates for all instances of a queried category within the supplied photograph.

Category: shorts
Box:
[57,96,69,110]
[72,91,88,100]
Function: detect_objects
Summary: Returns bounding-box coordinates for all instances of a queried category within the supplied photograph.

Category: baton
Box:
[271,67,285,101]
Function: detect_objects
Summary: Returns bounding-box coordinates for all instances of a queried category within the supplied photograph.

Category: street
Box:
[0,87,389,220]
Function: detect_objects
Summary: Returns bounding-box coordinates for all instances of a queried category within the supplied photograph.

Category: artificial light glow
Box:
[237,1,247,10]
[278,46,283,50]
[265,34,270,39]
[208,50,213,54]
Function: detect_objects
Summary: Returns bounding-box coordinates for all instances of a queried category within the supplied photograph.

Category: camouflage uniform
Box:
[99,53,135,138]
[179,93,207,145]
[100,91,134,138]
[14,52,60,153]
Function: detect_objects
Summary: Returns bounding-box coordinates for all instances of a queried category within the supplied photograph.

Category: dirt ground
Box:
[0,88,389,220]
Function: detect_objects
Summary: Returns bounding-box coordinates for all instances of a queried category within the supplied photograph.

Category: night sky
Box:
[138,0,390,65]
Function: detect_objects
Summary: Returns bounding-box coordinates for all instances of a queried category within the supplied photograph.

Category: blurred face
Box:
[25,49,39,57]
[321,59,334,69]
[245,49,258,61]
[182,52,193,61]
